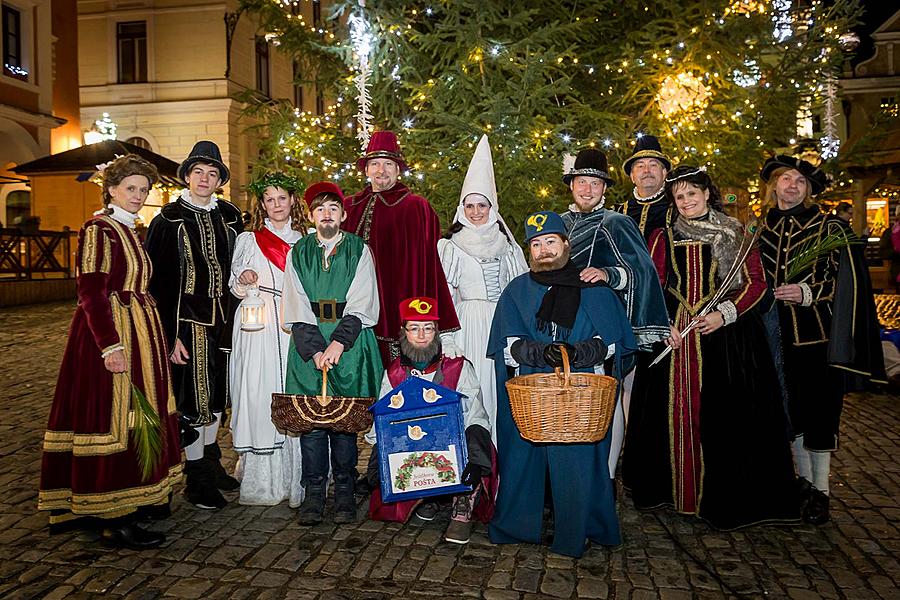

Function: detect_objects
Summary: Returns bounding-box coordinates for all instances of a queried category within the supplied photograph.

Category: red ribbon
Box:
[254,228,291,272]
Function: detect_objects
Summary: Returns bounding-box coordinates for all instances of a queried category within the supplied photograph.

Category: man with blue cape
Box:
[486,211,637,558]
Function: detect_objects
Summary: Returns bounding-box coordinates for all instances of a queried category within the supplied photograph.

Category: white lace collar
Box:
[180,188,218,211]
[94,204,138,229]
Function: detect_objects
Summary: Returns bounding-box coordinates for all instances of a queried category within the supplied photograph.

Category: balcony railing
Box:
[0,229,75,280]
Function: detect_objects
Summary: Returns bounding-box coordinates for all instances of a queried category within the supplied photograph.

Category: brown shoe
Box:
[444,519,472,544]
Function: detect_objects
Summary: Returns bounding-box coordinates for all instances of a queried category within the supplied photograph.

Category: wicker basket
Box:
[271,366,374,435]
[505,346,617,443]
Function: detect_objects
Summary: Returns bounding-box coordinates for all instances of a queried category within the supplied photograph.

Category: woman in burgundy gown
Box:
[38,154,183,549]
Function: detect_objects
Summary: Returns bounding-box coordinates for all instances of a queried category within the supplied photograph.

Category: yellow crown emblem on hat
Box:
[527,213,548,232]
[408,298,432,314]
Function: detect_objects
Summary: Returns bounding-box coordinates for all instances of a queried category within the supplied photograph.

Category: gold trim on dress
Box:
[38,465,183,516]
[42,294,133,455]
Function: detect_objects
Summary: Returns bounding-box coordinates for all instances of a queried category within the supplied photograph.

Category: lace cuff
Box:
[798,283,813,307]
[101,344,125,358]
[715,301,738,326]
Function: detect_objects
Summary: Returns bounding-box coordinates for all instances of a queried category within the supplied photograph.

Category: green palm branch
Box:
[785,231,862,283]
[131,383,163,482]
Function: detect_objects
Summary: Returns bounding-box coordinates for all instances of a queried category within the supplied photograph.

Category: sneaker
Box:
[444,519,472,544]
[414,501,439,521]
[802,488,830,525]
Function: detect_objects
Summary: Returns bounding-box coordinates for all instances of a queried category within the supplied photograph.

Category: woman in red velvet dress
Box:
[623,165,799,530]
[38,155,183,549]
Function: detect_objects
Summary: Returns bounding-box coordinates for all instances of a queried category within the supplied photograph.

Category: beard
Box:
[317,222,340,239]
[399,335,442,364]
[529,245,570,273]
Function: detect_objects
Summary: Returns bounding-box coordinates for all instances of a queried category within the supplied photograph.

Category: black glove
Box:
[461,462,487,487]
[510,339,548,367]
[572,338,608,368]
[543,342,576,368]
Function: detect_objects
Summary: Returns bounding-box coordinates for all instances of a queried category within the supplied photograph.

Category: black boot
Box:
[183,459,228,510]
[298,479,326,525]
[796,477,813,513]
[802,488,830,525]
[101,516,165,550]
[204,442,240,491]
[333,476,357,524]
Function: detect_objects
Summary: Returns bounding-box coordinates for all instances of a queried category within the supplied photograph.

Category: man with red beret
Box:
[281,181,383,525]
[343,131,460,366]
[364,297,494,545]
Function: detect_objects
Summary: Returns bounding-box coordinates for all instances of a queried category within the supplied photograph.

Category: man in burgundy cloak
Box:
[342,131,460,366]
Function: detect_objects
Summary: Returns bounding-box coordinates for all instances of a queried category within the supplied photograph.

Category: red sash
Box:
[254,228,291,272]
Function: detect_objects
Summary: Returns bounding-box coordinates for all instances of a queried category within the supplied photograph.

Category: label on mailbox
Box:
[388,445,461,494]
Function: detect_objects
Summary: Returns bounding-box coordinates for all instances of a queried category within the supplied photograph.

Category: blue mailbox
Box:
[370,376,470,503]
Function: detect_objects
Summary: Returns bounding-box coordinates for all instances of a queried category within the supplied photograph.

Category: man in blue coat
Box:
[487,211,637,558]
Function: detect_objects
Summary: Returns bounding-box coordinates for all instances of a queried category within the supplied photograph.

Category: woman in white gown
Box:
[229,174,306,506]
[438,135,528,443]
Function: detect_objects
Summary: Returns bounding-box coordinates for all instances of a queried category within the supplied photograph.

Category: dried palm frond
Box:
[784,230,862,283]
[650,221,761,367]
[131,383,163,482]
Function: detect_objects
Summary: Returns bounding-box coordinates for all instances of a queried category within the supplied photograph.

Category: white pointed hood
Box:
[458,134,498,210]
[451,135,527,267]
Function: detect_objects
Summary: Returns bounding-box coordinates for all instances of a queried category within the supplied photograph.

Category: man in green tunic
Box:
[282,181,382,524]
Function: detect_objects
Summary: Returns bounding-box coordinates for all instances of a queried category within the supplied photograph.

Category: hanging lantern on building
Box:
[240,286,266,332]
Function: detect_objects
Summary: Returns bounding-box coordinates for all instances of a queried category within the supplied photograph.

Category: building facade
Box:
[1,0,81,228]
[839,8,900,237]
[77,0,328,205]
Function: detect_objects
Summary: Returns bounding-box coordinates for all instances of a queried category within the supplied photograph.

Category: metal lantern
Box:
[240,286,265,332]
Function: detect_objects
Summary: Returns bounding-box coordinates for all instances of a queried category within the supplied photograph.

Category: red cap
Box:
[303,181,344,209]
[356,131,409,173]
[399,297,439,322]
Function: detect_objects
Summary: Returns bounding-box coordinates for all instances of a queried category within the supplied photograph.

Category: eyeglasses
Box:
[405,324,436,334]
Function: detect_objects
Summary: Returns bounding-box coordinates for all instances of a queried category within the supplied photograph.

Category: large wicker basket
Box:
[505,346,617,443]
[271,366,374,435]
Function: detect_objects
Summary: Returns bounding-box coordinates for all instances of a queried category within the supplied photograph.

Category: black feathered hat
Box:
[760,154,829,196]
[562,148,615,187]
[178,140,230,185]
[623,134,672,176]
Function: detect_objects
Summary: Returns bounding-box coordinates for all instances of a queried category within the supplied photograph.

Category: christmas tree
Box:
[239,0,860,228]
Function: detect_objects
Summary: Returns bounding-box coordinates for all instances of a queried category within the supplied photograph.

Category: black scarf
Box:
[529,261,605,337]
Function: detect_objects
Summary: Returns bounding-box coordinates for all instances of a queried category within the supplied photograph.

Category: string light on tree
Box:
[820,74,840,160]
[772,0,793,42]
[348,0,374,150]
[725,0,767,16]
[656,72,712,120]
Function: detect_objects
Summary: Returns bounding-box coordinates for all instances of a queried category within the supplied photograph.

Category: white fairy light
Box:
[820,74,840,160]
[348,1,375,150]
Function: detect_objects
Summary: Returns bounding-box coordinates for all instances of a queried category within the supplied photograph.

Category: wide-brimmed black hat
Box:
[562,148,615,187]
[178,140,230,185]
[760,154,829,196]
[623,134,672,176]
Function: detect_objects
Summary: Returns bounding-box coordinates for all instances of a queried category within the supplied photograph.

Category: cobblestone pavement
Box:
[1,301,899,600]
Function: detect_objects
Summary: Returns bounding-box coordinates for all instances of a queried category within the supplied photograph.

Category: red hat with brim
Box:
[400,297,439,322]
[356,131,409,173]
[303,181,344,209]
